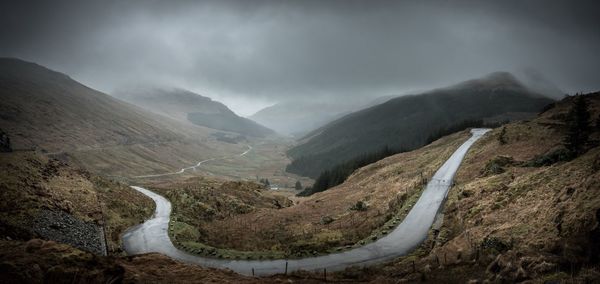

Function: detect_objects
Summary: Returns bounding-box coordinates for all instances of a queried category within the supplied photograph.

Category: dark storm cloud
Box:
[1,0,599,114]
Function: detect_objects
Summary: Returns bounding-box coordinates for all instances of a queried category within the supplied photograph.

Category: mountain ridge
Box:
[287,71,555,178]
[250,96,397,137]
[115,87,274,137]
[0,57,242,176]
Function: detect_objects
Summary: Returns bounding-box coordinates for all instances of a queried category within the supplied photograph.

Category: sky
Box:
[1,0,599,116]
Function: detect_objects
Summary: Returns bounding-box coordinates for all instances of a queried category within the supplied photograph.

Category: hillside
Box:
[0,152,282,283]
[0,151,154,255]
[287,72,555,178]
[1,92,598,282]
[116,87,274,137]
[250,96,395,137]
[0,58,244,176]
[143,92,599,282]
[366,92,600,282]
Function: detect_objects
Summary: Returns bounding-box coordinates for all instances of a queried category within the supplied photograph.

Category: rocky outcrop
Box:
[33,210,106,256]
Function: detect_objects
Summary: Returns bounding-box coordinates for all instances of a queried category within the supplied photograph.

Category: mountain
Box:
[1,92,598,283]
[287,72,555,178]
[249,96,395,137]
[0,58,242,176]
[115,88,274,137]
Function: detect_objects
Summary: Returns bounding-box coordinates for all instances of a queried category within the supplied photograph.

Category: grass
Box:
[145,131,468,257]
[0,151,154,255]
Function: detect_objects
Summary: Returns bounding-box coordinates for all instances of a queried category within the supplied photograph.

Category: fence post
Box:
[324,268,327,281]
[285,261,288,275]
[252,268,254,276]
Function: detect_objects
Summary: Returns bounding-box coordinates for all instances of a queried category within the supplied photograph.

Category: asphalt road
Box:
[122,128,490,276]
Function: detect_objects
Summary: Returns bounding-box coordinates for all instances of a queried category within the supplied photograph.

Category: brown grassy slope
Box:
[146,177,292,244]
[161,130,470,253]
[343,93,600,283]
[0,240,241,283]
[0,239,331,283]
[199,136,314,189]
[0,57,243,176]
[0,152,153,254]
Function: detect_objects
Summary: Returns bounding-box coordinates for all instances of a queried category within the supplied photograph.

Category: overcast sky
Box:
[1,0,599,115]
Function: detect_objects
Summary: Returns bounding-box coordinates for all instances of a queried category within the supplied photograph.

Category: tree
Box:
[350,200,368,211]
[258,178,270,188]
[0,129,11,152]
[294,181,302,190]
[497,126,507,145]
[563,95,591,156]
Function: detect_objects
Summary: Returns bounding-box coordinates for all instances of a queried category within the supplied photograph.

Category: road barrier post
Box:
[285,261,288,275]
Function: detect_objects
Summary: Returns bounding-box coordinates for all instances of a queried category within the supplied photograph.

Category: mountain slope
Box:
[115,88,274,137]
[0,58,241,176]
[0,151,154,255]
[287,72,554,177]
[250,96,395,137]
[1,93,598,283]
[150,92,599,282]
[0,151,265,283]
[250,101,348,137]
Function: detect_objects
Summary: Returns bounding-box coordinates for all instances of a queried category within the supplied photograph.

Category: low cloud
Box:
[1,0,599,115]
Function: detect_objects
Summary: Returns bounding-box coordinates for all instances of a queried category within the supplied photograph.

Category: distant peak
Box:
[483,71,519,83]
[452,71,527,91]
[0,57,72,82]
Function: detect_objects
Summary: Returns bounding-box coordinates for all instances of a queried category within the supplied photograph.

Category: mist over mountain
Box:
[1,1,600,282]
[115,87,274,137]
[0,57,248,176]
[0,58,185,151]
[2,0,599,113]
[287,72,555,178]
[114,87,232,122]
[250,96,394,137]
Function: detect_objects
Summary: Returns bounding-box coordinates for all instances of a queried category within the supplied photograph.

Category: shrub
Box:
[563,95,591,156]
[350,201,369,211]
[320,215,334,225]
[481,236,512,253]
[497,126,507,145]
[523,148,573,167]
[481,156,516,176]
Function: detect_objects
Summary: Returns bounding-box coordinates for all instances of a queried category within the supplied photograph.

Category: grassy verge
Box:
[162,174,431,259]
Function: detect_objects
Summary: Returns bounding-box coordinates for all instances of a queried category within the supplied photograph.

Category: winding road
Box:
[122,129,490,276]
[133,145,252,178]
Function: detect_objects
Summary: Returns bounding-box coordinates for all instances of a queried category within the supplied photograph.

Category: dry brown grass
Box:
[0,151,154,254]
[331,93,600,282]
[158,131,470,255]
[1,239,327,283]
